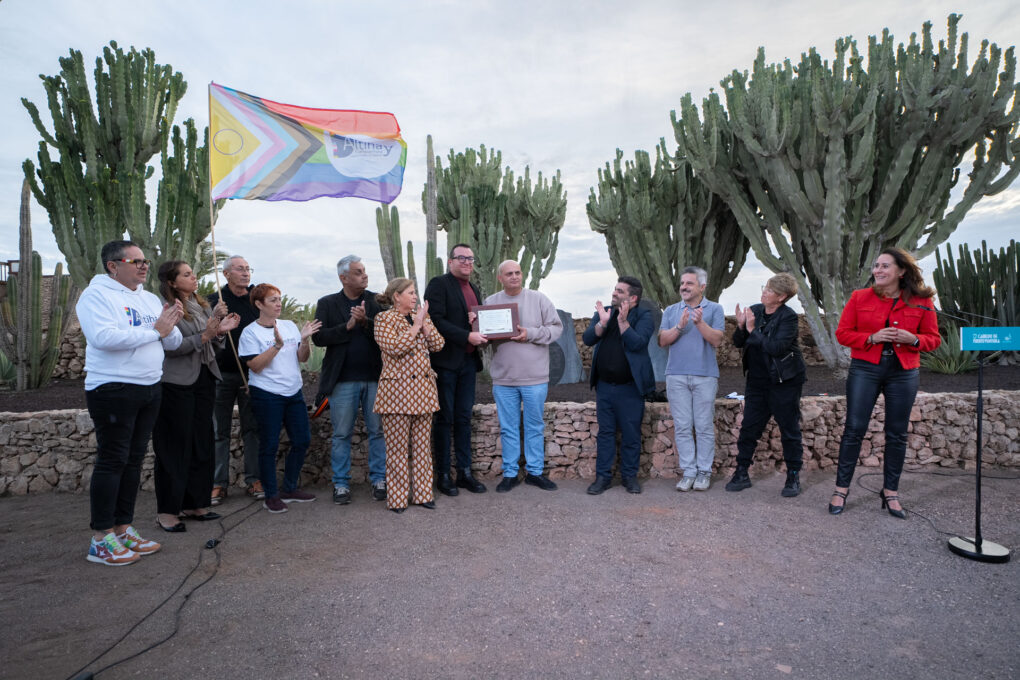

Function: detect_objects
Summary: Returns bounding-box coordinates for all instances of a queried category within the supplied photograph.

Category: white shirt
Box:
[238,319,304,396]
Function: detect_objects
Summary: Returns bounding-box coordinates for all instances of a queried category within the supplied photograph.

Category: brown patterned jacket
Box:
[373,308,445,415]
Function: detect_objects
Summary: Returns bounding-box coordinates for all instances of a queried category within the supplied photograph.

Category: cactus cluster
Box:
[423,142,566,298]
[672,15,1020,369]
[934,239,1019,363]
[0,181,77,391]
[22,41,221,293]
[587,141,750,306]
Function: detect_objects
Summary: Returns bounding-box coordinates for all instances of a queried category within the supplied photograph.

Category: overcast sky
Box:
[2,1,1018,316]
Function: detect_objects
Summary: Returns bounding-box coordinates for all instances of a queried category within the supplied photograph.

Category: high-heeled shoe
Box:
[828,490,848,515]
[880,490,907,519]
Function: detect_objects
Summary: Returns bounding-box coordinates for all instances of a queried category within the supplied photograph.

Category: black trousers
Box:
[433,354,476,474]
[86,382,162,531]
[152,367,217,514]
[735,377,804,472]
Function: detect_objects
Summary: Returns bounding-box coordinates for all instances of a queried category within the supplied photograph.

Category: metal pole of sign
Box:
[947,327,1013,564]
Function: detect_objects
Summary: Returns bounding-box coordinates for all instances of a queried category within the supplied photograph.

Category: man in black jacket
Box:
[424,244,489,495]
[208,256,261,504]
[313,255,386,505]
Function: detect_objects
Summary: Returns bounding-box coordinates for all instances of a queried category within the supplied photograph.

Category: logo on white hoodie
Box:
[123,306,158,327]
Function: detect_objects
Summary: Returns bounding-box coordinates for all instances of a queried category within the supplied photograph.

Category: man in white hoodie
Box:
[77,240,184,566]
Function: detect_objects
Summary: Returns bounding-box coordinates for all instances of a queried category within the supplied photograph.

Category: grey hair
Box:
[337,255,361,277]
[681,266,708,286]
[222,255,247,273]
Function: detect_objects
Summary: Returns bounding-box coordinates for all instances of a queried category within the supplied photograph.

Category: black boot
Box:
[781,470,801,497]
[436,473,459,497]
[725,466,752,492]
[456,468,487,493]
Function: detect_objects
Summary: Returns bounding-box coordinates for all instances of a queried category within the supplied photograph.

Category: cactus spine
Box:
[587,141,749,306]
[0,180,78,390]
[22,41,221,292]
[673,15,1020,369]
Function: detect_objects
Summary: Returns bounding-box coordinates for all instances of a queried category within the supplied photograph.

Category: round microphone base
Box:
[948,536,1010,564]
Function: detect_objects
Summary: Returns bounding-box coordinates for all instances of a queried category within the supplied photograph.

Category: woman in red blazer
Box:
[828,248,941,518]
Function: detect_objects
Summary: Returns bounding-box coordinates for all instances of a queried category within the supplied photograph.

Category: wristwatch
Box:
[912,338,920,348]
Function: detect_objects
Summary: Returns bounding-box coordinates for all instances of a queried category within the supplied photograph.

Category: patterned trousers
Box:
[381,414,435,509]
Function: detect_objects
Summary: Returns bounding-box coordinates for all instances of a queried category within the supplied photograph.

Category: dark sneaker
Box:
[781,471,801,497]
[281,489,317,503]
[525,473,557,491]
[622,477,642,494]
[372,480,387,501]
[264,496,288,513]
[496,476,520,493]
[586,476,612,495]
[725,466,752,492]
[333,486,351,504]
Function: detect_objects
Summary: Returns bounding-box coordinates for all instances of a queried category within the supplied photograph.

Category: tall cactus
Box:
[427,143,566,297]
[0,180,77,391]
[22,41,220,292]
[674,15,1020,369]
[587,140,749,306]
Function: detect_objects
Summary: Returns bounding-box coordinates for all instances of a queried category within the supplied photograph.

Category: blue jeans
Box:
[434,355,476,474]
[666,374,718,476]
[595,380,645,480]
[836,355,919,491]
[248,386,311,498]
[493,383,549,477]
[329,381,386,487]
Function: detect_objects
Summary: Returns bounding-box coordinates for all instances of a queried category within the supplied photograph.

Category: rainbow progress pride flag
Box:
[209,83,406,203]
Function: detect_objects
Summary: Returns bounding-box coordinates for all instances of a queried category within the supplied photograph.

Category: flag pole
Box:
[208,81,250,388]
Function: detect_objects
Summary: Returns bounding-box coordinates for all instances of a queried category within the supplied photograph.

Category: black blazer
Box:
[423,272,483,372]
[312,289,383,397]
[732,303,806,383]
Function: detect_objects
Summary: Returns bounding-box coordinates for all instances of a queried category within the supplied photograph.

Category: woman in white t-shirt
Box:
[238,283,322,514]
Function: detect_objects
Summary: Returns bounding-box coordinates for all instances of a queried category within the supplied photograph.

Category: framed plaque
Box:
[471,303,519,339]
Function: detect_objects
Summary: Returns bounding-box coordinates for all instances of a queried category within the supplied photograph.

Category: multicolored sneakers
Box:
[87,533,140,566]
[117,526,161,555]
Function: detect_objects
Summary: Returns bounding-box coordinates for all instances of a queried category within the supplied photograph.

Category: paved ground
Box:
[1,469,1017,680]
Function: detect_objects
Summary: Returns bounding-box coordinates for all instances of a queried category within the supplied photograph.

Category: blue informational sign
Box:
[960,327,1020,351]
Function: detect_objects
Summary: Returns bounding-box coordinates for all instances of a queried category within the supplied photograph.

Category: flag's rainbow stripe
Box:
[209,83,406,203]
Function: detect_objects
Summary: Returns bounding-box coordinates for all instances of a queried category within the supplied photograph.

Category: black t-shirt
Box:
[208,285,259,374]
[594,312,633,385]
[338,292,382,382]
[745,311,774,382]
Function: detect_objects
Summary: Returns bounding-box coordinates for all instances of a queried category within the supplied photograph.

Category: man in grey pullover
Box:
[484,260,563,492]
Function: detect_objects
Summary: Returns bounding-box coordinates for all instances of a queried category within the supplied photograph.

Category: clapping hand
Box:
[154,300,184,338]
[594,300,611,327]
[219,313,241,334]
[300,319,322,341]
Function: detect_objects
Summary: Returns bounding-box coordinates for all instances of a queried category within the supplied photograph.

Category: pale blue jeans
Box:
[666,374,718,477]
[493,383,549,477]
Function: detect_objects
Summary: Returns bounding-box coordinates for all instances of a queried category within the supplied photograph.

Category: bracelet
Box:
[596,321,604,329]
[867,335,873,345]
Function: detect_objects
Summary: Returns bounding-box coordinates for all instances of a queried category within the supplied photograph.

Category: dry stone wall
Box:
[2,391,1016,495]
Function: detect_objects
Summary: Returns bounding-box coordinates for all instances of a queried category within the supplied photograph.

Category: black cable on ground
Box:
[854,469,1019,538]
[65,499,263,680]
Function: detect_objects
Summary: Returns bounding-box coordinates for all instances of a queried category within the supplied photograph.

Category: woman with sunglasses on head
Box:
[726,272,807,498]
[238,284,322,513]
[152,261,240,532]
[828,247,941,518]
[373,278,445,513]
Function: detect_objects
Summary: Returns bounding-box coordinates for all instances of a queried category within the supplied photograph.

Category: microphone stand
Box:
[932,308,1011,564]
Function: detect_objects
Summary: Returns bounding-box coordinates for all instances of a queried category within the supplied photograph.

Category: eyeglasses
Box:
[232,267,254,273]
[115,258,151,267]
[451,256,475,263]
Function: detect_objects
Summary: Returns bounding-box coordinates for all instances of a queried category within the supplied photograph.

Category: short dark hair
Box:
[618,276,642,301]
[101,240,136,273]
[449,243,472,259]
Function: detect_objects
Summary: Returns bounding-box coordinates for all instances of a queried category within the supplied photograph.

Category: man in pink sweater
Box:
[485,260,564,492]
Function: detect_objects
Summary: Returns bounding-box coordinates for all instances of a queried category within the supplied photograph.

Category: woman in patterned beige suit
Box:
[374,278,445,513]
